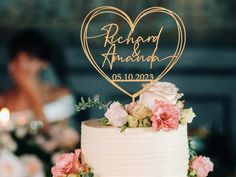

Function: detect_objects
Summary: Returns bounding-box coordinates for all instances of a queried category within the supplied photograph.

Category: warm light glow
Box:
[0,107,10,125]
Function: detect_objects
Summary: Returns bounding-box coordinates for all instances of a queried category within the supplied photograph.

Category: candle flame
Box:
[0,107,10,124]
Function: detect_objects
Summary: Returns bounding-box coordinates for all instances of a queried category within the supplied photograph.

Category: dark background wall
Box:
[0,1,235,176]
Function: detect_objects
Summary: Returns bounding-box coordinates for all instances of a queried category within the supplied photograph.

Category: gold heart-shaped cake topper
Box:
[81,6,186,102]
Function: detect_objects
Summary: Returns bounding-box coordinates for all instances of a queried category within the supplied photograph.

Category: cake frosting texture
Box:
[81,120,189,177]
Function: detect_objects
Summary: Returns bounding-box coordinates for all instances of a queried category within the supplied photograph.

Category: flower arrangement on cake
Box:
[77,82,196,132]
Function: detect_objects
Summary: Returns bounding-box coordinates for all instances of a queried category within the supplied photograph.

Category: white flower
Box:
[105,102,128,127]
[139,82,183,108]
[0,149,25,177]
[180,108,196,124]
[0,133,17,152]
[20,155,45,177]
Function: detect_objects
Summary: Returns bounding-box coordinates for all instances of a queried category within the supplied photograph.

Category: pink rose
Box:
[105,102,128,127]
[191,156,214,177]
[151,101,180,131]
[51,149,81,177]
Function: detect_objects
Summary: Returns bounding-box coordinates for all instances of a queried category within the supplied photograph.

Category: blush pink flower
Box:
[51,149,81,177]
[190,156,214,177]
[151,100,180,131]
[139,82,183,108]
[105,102,128,127]
[125,102,138,114]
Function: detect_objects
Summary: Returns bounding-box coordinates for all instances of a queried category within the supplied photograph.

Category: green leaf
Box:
[143,118,151,127]
[138,120,144,127]
[83,172,94,177]
[189,169,196,177]
[120,124,128,133]
[99,117,109,126]
[94,94,100,102]
[127,115,139,128]
[88,97,91,102]
[81,97,86,103]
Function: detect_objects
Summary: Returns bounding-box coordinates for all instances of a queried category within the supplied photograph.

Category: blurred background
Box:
[0,0,235,177]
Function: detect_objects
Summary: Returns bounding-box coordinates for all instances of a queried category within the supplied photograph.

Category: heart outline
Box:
[81,6,186,102]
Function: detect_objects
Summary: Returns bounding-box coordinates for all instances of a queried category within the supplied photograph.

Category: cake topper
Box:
[81,6,186,102]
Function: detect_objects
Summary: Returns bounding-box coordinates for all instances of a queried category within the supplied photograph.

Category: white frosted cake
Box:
[81,120,189,177]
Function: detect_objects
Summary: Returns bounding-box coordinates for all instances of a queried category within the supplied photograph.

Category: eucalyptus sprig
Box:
[120,123,128,133]
[188,139,197,160]
[188,140,198,177]
[99,117,109,126]
[81,172,94,177]
[76,95,112,112]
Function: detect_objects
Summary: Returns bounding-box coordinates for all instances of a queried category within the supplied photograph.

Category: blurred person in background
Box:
[0,29,76,134]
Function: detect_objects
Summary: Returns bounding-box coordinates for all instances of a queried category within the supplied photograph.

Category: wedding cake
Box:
[80,82,192,177]
[51,82,214,177]
[81,120,188,177]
